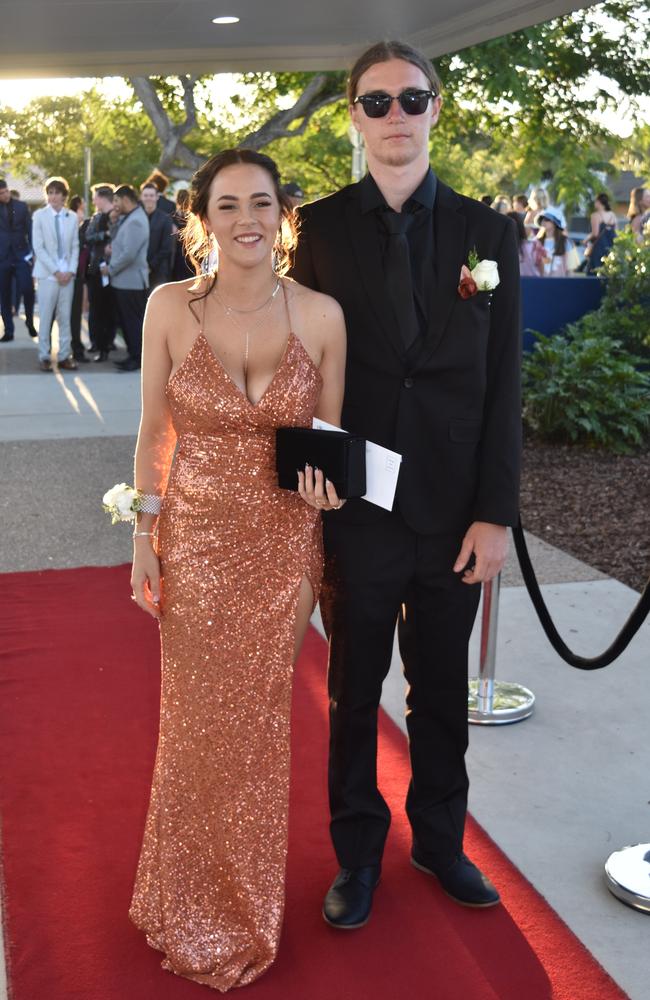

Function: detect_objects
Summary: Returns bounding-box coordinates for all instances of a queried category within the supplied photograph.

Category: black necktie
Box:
[382,209,421,351]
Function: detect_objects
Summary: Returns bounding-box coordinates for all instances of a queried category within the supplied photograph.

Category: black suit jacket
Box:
[0,198,32,264]
[146,208,174,284]
[291,178,521,535]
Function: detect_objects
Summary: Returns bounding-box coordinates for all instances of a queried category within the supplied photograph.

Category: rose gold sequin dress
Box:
[129,294,323,992]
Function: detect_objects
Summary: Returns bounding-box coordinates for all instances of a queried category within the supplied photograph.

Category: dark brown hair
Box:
[536,218,567,256]
[347,40,442,103]
[44,175,69,198]
[175,188,190,211]
[182,148,298,309]
[69,194,84,213]
[92,183,115,199]
[114,184,138,203]
[144,168,169,194]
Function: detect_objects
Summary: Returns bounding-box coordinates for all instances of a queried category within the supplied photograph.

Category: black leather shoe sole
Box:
[411,857,500,908]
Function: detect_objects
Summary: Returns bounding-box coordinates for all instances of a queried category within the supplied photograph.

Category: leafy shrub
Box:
[592,225,650,359]
[522,323,650,453]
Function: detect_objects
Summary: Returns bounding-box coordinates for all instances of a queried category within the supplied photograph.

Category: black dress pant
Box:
[70,275,86,358]
[112,287,148,361]
[1,260,33,334]
[87,274,116,352]
[321,510,481,870]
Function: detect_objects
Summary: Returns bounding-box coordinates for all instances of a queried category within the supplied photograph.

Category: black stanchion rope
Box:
[512,516,650,670]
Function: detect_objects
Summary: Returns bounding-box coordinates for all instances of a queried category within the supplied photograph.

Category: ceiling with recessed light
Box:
[0,0,592,77]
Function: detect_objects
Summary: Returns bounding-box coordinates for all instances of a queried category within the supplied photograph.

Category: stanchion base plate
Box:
[604,844,650,913]
[468,680,535,725]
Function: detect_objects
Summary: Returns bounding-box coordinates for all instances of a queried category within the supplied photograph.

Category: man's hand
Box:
[453,521,508,585]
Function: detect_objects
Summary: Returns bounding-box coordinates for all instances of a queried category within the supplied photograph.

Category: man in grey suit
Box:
[103,185,149,372]
[31,176,80,371]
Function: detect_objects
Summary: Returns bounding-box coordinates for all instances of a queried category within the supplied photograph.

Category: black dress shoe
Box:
[114,357,141,371]
[322,865,381,929]
[0,333,15,343]
[26,324,38,338]
[74,353,90,363]
[93,351,109,363]
[411,852,500,908]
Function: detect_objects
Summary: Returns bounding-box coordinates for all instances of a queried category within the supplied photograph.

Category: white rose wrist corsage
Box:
[102,483,162,524]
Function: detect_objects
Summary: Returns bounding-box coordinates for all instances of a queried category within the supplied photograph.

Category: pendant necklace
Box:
[215,278,281,377]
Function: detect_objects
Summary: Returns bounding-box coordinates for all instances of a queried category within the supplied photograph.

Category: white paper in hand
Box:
[312,418,401,511]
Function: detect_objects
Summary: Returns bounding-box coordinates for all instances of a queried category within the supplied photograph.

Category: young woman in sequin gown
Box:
[127,150,346,992]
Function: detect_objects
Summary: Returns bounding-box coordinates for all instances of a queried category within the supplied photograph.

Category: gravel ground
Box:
[520,441,650,593]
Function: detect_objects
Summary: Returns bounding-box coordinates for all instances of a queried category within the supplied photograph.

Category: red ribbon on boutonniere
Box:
[458,264,478,300]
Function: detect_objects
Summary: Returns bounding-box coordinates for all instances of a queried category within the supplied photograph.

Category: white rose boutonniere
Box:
[468,249,500,291]
[102,483,141,524]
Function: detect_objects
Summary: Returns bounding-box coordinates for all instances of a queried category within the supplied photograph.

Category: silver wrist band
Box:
[139,493,162,515]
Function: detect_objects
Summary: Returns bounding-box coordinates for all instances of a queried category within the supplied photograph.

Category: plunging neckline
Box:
[167,330,321,410]
[199,329,293,409]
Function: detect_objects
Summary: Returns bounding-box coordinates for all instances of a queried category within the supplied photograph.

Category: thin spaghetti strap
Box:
[200,291,208,334]
[280,279,292,334]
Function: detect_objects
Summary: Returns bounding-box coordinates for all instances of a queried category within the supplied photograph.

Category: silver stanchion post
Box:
[468,573,535,724]
[604,844,650,913]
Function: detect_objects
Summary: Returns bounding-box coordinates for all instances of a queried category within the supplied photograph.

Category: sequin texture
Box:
[129,330,323,991]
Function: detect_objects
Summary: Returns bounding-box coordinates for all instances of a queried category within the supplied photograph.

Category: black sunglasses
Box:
[353,89,436,118]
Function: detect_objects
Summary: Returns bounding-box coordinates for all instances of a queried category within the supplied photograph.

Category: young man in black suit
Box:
[0,179,36,341]
[140,182,174,289]
[291,41,521,927]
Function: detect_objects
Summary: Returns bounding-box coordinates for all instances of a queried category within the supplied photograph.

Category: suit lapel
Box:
[417,181,466,367]
[343,191,405,363]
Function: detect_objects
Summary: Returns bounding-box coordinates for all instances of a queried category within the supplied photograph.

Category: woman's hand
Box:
[297,465,346,513]
[131,539,162,619]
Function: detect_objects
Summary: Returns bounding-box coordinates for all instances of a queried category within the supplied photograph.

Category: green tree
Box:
[125,1,649,205]
[0,89,158,195]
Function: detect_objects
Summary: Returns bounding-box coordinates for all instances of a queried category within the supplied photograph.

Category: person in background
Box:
[68,195,90,362]
[508,210,544,276]
[104,185,149,371]
[9,188,37,339]
[140,181,174,289]
[479,194,493,206]
[0,179,36,341]
[513,193,529,218]
[171,188,194,281]
[628,186,649,245]
[490,194,511,215]
[536,210,572,276]
[282,181,305,209]
[31,175,79,370]
[525,187,566,232]
[142,168,176,217]
[86,183,117,362]
[584,193,617,275]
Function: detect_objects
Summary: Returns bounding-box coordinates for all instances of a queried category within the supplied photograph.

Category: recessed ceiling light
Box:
[212,15,239,23]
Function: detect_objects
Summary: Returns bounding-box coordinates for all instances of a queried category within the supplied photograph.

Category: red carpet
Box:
[0,564,628,1000]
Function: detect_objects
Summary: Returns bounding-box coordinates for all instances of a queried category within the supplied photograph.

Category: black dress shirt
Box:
[359,168,437,338]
